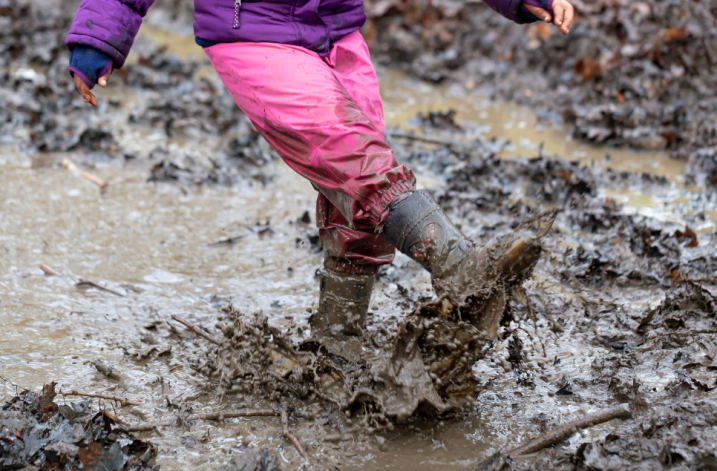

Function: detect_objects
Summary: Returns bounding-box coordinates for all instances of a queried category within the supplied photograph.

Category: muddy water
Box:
[1,14,715,471]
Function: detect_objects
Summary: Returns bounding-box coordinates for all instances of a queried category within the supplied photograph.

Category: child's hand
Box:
[74,70,112,107]
[523,0,574,35]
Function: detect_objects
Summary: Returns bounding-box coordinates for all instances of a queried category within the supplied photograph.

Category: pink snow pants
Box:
[205,31,416,273]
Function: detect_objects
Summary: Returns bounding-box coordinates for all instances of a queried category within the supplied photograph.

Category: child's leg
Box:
[315,31,396,273]
[205,40,415,271]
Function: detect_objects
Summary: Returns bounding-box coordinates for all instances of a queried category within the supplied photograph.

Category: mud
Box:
[2,0,716,470]
[0,0,275,186]
[363,0,717,187]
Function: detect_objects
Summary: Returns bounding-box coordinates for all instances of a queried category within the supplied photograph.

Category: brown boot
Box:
[382,190,541,308]
[307,258,375,358]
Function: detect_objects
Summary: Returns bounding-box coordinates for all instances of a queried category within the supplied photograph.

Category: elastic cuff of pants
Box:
[324,257,380,275]
[366,180,416,232]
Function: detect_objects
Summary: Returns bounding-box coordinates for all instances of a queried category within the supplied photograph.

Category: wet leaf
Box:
[78,442,126,471]
[38,381,57,412]
[675,226,698,248]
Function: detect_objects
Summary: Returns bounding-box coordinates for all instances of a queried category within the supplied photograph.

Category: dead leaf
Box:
[78,442,126,471]
[675,226,698,248]
[662,27,686,42]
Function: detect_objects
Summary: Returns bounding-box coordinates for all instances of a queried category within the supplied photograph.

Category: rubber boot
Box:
[382,190,541,307]
[307,259,375,358]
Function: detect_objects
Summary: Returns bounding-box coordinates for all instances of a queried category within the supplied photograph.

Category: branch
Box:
[507,404,631,457]
[196,409,278,421]
[281,410,312,464]
[76,279,125,297]
[171,315,222,345]
[126,425,157,432]
[61,157,108,190]
[60,390,139,407]
[40,264,60,276]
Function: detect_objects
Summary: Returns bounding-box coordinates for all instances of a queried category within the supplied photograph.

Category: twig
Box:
[170,315,222,345]
[40,264,60,276]
[0,375,30,393]
[507,405,631,457]
[281,410,311,464]
[60,389,139,407]
[207,235,246,247]
[61,157,108,190]
[196,409,278,421]
[126,425,157,432]
[76,279,125,297]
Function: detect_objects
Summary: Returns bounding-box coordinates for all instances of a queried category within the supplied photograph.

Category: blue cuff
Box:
[195,36,220,48]
[69,45,113,89]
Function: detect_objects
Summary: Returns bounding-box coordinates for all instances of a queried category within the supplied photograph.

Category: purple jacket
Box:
[66,0,530,69]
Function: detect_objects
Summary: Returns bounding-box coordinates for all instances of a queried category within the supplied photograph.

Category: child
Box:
[66,0,574,355]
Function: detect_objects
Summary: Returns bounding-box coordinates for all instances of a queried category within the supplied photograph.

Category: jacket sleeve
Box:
[481,0,537,24]
[65,0,156,69]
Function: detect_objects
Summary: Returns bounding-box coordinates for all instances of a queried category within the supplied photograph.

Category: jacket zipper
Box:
[233,0,241,29]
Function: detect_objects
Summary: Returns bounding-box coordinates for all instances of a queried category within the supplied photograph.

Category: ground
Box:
[1,0,716,470]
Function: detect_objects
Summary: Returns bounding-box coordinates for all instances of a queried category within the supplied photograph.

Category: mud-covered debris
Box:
[0,382,157,470]
[220,447,280,471]
[636,281,717,335]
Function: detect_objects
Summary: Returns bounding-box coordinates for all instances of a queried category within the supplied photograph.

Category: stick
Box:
[196,409,278,421]
[171,315,222,345]
[60,390,139,407]
[76,279,125,297]
[281,410,311,464]
[507,405,631,457]
[126,425,157,432]
[61,157,108,190]
[40,264,60,276]
[207,235,246,247]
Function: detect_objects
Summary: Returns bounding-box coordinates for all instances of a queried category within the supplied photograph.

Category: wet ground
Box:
[363,0,717,187]
[2,1,716,470]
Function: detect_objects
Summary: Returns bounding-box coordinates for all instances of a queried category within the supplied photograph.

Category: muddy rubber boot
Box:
[383,190,541,307]
[307,260,375,358]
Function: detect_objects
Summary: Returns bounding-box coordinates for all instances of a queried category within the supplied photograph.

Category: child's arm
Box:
[65,0,156,106]
[481,0,574,35]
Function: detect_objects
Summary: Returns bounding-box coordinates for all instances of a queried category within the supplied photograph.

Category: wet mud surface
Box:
[363,0,717,187]
[2,0,717,470]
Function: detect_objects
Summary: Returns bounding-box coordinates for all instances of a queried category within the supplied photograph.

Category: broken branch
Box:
[507,404,631,457]
[171,315,222,345]
[126,425,157,432]
[281,410,311,464]
[60,390,139,407]
[196,409,278,421]
[61,157,107,190]
[40,264,60,276]
[76,279,125,297]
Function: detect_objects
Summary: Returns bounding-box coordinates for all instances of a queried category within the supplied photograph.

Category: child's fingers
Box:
[552,2,566,30]
[561,1,575,34]
[523,5,552,23]
[98,69,112,88]
[73,74,97,107]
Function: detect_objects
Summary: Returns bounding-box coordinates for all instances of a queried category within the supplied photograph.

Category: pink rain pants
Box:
[204,31,416,273]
